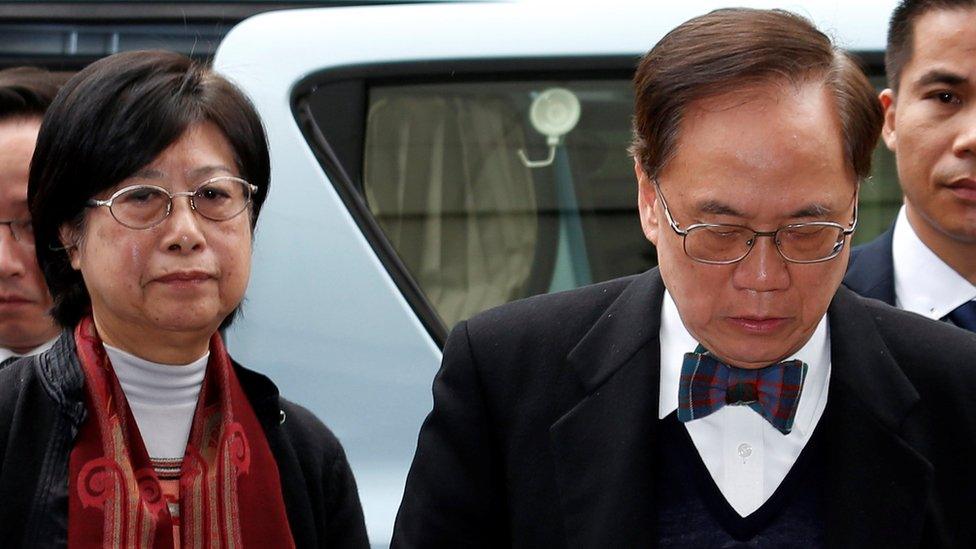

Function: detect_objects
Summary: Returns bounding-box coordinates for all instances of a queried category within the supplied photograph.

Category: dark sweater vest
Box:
[655,412,827,547]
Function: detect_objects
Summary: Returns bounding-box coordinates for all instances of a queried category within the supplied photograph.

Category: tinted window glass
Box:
[363,80,649,328]
[304,73,901,331]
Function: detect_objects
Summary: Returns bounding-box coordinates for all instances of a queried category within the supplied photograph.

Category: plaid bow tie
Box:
[677,345,808,434]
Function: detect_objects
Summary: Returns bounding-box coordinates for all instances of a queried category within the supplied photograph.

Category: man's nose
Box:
[954,106,976,157]
[731,234,790,292]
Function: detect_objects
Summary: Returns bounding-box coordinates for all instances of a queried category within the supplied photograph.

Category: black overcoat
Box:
[394,268,976,547]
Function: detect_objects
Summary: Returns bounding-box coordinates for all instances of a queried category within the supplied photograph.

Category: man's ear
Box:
[635,159,661,246]
[879,89,897,153]
[58,223,81,270]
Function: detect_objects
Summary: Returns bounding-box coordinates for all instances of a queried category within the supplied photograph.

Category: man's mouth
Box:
[945,178,976,202]
[0,294,34,306]
[726,316,790,333]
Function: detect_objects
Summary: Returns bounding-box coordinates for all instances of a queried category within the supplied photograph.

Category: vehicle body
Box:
[213,2,898,544]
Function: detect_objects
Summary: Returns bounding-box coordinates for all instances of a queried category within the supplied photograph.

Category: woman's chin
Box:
[148,310,226,337]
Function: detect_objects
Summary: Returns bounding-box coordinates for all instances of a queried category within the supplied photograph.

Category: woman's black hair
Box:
[28,50,270,328]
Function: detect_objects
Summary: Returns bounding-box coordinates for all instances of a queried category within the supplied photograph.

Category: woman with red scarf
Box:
[0,50,369,548]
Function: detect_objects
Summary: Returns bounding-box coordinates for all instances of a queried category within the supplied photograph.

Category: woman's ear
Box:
[58,223,81,270]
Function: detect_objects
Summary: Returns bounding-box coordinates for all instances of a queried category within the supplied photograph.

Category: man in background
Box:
[0,67,62,363]
[845,0,976,331]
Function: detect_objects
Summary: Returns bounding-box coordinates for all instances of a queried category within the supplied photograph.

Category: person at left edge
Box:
[0,68,63,365]
[393,8,976,548]
[0,50,369,548]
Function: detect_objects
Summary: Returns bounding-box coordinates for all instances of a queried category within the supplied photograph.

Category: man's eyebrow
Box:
[788,203,832,218]
[696,200,746,217]
[694,200,833,219]
[915,69,967,88]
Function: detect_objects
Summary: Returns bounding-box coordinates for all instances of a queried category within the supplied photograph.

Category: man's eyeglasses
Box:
[0,219,33,245]
[654,181,857,265]
[87,176,258,230]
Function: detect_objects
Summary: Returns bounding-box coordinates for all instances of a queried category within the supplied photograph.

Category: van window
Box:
[300,71,901,333]
[363,80,646,328]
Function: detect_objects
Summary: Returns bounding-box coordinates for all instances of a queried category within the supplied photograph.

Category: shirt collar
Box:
[0,333,62,364]
[892,206,976,319]
[658,289,830,437]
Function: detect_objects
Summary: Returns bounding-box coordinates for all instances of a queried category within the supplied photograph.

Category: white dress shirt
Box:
[658,290,831,517]
[0,333,60,364]
[105,344,208,460]
[892,206,976,320]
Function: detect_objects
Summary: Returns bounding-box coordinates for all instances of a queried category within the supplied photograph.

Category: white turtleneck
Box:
[103,344,208,460]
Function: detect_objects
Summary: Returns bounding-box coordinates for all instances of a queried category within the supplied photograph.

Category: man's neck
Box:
[905,204,976,284]
[0,332,60,362]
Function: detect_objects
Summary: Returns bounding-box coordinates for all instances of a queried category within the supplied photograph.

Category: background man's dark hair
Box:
[885,0,976,90]
[630,8,882,182]
[28,50,271,328]
[0,67,65,122]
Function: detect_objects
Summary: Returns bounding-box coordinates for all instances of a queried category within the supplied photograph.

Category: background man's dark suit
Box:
[393,269,976,548]
[844,229,896,305]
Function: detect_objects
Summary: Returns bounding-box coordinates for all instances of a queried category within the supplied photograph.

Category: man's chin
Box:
[706,340,799,369]
[0,329,56,353]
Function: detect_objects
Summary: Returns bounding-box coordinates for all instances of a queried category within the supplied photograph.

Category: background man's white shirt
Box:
[658,290,831,517]
[893,205,976,319]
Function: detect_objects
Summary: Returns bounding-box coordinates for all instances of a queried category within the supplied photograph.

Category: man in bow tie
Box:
[845,0,976,331]
[393,7,976,548]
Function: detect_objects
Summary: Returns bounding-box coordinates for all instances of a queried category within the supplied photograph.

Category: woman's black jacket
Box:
[0,330,369,548]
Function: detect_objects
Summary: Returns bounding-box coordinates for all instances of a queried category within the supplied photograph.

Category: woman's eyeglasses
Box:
[87,176,258,230]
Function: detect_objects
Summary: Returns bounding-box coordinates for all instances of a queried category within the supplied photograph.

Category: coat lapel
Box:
[549,269,664,547]
[823,286,935,547]
[843,227,896,305]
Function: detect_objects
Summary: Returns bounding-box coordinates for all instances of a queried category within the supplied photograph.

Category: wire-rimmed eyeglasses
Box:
[653,180,857,265]
[0,219,33,245]
[87,176,258,230]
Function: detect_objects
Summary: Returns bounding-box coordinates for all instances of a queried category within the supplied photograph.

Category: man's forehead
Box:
[664,82,852,192]
[906,8,976,76]
[0,120,37,213]
[687,82,790,112]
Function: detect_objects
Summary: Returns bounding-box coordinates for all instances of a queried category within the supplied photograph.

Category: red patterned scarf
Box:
[68,315,295,548]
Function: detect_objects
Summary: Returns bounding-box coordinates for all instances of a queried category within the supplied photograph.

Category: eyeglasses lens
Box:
[684,225,846,263]
[193,179,251,221]
[776,225,846,261]
[2,220,34,244]
[112,187,171,229]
